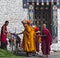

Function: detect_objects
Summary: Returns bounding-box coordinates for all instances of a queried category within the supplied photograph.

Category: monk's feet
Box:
[42,55,49,58]
[26,52,30,57]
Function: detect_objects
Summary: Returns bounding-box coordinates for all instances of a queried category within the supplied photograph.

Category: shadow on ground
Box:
[13,50,43,58]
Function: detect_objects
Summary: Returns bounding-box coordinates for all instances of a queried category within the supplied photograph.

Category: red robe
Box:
[41,27,52,55]
[1,24,7,43]
[35,33,41,52]
[35,27,41,52]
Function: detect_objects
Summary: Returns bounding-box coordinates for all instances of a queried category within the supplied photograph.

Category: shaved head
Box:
[43,24,46,27]
[42,24,46,28]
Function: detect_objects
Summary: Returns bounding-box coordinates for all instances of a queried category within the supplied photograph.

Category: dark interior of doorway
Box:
[33,2,52,34]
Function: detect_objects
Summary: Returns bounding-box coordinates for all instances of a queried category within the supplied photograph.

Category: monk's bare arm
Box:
[17,31,24,35]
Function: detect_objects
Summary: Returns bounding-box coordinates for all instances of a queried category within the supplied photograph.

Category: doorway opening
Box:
[33,2,52,34]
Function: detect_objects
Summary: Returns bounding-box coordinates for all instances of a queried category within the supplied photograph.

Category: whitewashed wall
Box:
[0,0,28,35]
[51,9,60,51]
[58,9,60,43]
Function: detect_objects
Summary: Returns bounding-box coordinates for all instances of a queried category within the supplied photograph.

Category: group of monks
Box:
[18,19,52,58]
[0,20,52,58]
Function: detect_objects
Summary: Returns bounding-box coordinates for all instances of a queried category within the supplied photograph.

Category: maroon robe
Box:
[35,33,41,52]
[41,27,52,55]
[1,24,7,49]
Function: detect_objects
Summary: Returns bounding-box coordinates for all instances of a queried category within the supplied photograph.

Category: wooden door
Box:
[34,2,52,34]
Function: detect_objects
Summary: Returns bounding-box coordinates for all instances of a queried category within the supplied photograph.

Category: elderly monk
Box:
[41,24,52,58]
[18,20,36,56]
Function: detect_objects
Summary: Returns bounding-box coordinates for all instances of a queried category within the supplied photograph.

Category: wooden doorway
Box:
[34,2,52,34]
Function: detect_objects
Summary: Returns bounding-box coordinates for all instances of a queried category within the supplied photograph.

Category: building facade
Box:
[0,0,60,51]
[23,0,60,51]
[0,0,28,33]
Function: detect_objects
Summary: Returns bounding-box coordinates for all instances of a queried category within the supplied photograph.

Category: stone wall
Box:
[0,0,28,34]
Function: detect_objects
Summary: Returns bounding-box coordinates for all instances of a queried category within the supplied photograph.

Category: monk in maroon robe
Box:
[41,24,52,58]
[35,27,41,53]
[1,21,9,49]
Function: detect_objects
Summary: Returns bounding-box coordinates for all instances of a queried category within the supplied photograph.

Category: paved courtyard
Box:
[14,51,60,58]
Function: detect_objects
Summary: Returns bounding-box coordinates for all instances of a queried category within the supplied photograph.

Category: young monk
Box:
[35,27,41,54]
[1,21,9,49]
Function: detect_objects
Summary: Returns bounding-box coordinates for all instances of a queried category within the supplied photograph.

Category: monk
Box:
[18,20,36,56]
[41,24,52,58]
[35,27,41,54]
[1,21,9,49]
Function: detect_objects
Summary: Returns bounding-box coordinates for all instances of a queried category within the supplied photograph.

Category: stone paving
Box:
[16,51,60,58]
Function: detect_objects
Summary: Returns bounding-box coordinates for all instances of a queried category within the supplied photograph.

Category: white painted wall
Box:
[58,9,60,43]
[0,0,28,34]
[51,9,60,51]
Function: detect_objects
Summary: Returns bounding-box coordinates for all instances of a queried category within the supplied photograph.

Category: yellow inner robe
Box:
[22,25,36,52]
